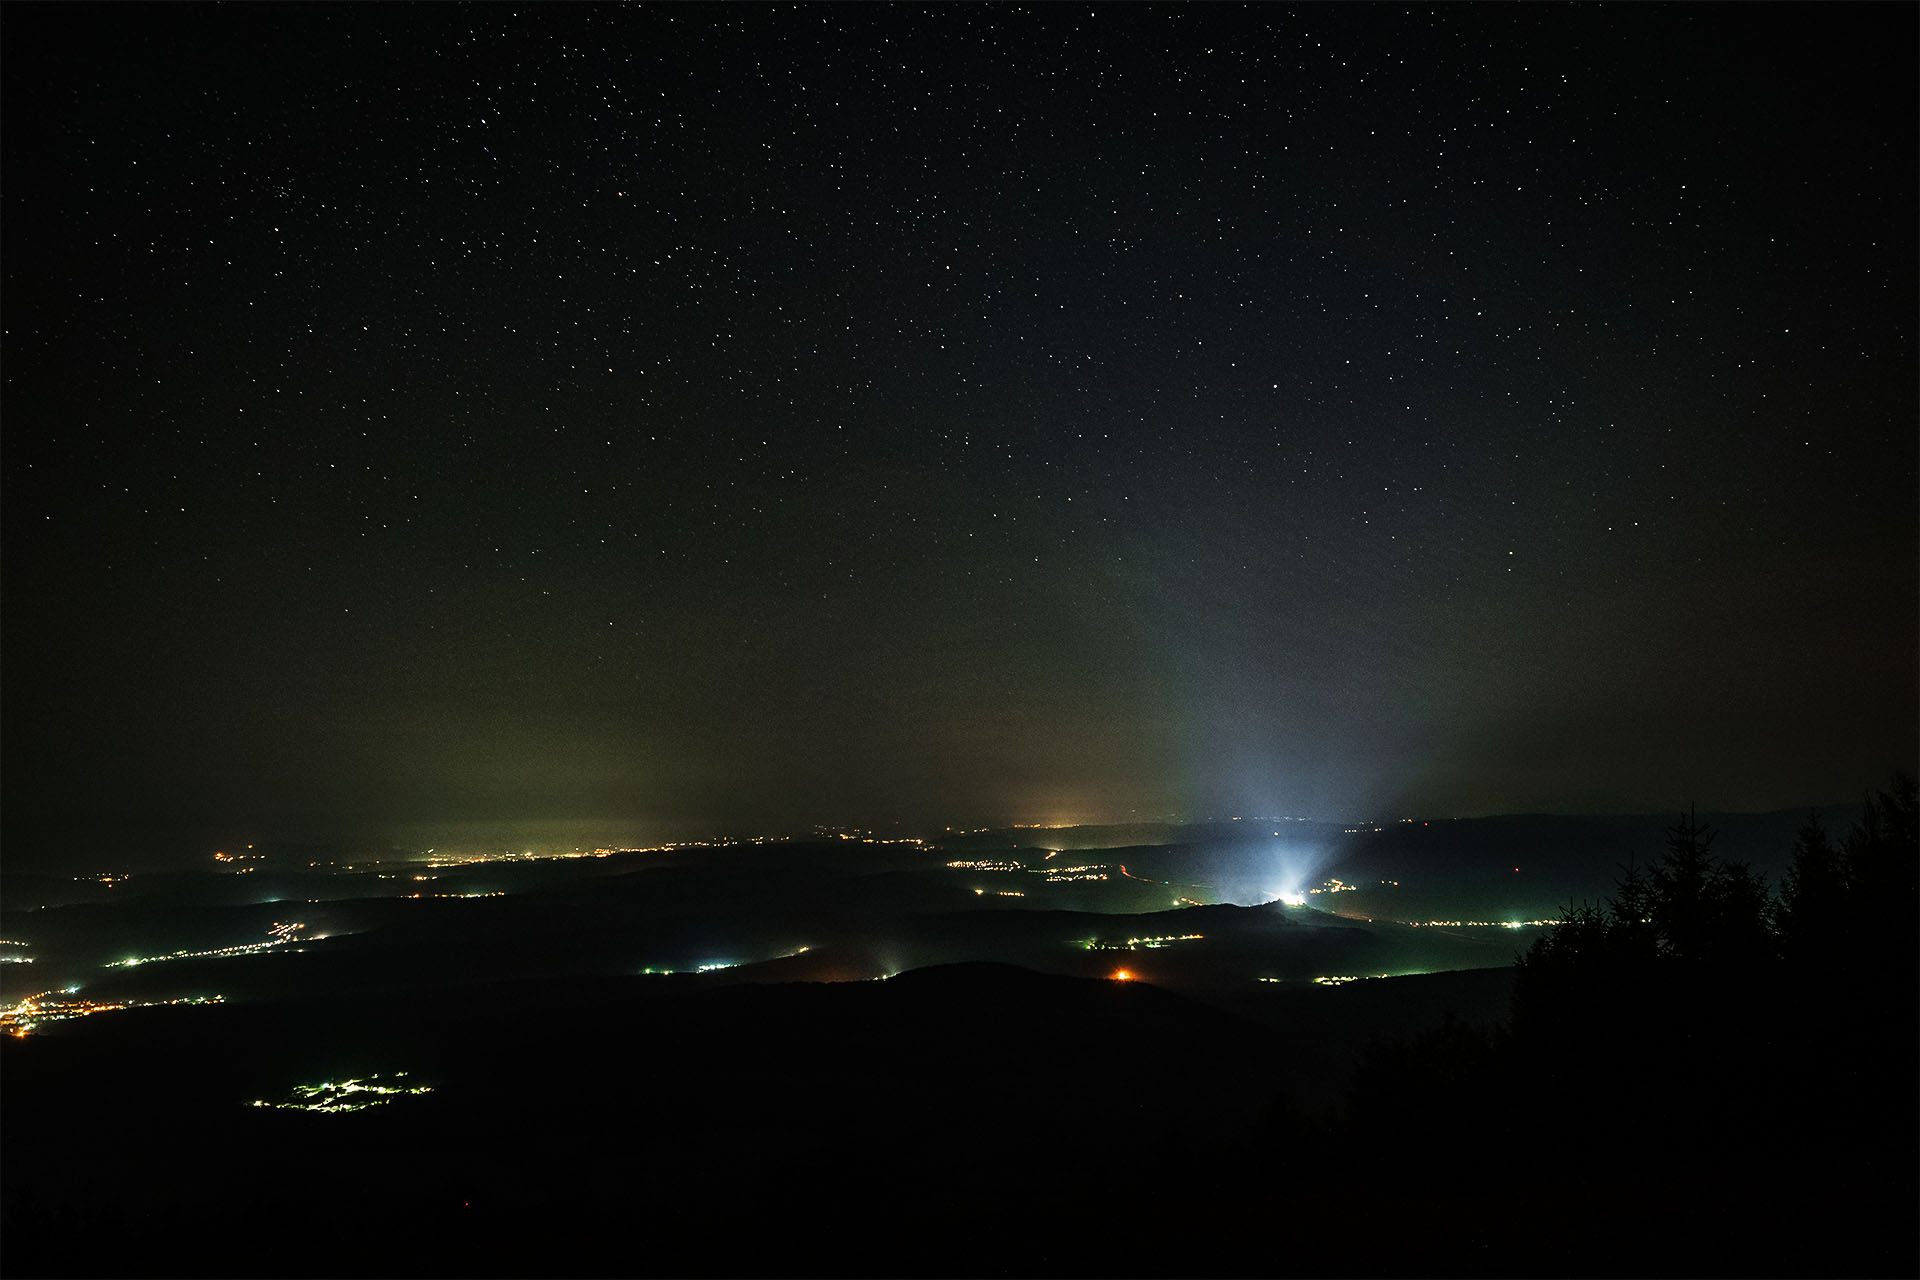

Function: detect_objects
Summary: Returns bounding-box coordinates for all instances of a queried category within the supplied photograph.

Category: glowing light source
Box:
[255,1072,433,1112]
[1110,968,1134,981]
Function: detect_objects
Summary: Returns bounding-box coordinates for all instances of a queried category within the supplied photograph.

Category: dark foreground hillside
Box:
[5,955,1912,1279]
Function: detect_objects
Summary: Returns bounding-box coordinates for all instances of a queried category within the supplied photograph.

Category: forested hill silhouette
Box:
[1343,775,1918,1277]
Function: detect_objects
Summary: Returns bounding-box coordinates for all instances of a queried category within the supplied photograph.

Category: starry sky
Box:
[4,4,1914,863]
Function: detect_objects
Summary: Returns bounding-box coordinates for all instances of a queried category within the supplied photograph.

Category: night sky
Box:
[4,4,1914,863]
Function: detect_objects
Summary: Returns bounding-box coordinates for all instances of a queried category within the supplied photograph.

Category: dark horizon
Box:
[0,793,1894,882]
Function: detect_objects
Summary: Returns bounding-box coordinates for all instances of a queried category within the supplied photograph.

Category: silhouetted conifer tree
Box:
[1610,857,1658,958]
[1650,807,1717,958]
[1842,772,1919,943]
[1777,812,1845,963]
